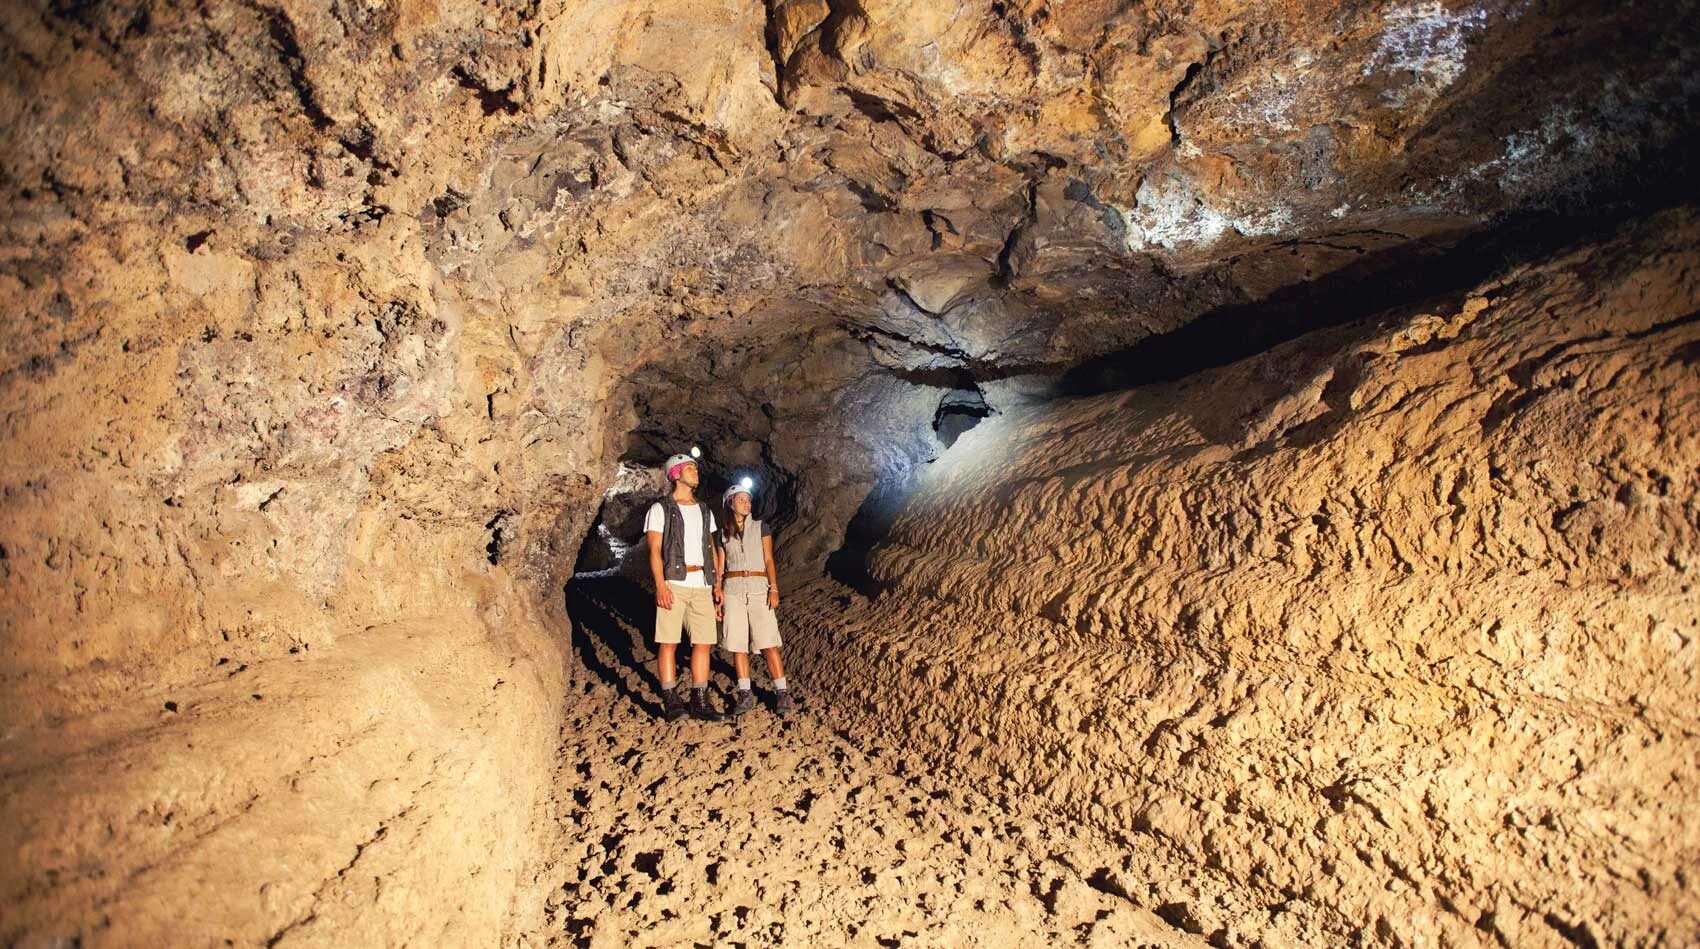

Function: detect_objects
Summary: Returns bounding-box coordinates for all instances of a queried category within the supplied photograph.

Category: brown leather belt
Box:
[684,565,702,572]
[723,570,765,578]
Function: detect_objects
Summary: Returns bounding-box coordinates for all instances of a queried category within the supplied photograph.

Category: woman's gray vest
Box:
[660,498,717,585]
[719,518,767,575]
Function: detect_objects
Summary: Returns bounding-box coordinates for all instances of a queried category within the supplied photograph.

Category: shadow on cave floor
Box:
[564,572,745,718]
[824,476,915,598]
[527,583,1171,947]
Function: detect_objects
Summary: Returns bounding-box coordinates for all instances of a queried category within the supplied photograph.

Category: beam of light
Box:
[740,476,754,489]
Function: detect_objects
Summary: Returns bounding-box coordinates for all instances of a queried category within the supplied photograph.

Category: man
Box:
[644,453,725,722]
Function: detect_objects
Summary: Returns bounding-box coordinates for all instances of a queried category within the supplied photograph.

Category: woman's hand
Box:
[767,588,779,610]
[716,602,725,621]
[712,583,723,605]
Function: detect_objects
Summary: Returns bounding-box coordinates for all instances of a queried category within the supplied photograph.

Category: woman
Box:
[713,483,792,716]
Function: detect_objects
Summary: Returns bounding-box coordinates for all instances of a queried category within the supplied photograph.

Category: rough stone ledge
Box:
[0,615,562,946]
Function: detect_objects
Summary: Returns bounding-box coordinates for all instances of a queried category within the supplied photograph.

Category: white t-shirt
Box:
[644,501,718,588]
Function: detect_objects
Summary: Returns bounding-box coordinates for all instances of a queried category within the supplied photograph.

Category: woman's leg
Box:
[765,646,792,714]
[724,587,752,685]
[728,648,756,715]
[724,590,757,714]
[746,597,789,711]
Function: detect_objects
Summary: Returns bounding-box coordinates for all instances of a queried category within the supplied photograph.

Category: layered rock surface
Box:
[2,0,1697,943]
[793,211,1700,945]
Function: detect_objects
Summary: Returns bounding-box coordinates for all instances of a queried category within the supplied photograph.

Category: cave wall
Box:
[0,3,599,939]
[792,211,1700,944]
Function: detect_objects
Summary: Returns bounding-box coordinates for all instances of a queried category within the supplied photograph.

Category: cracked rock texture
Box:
[795,211,1700,945]
[1,0,1697,944]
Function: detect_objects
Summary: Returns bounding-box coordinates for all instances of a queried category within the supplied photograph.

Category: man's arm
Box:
[648,530,673,610]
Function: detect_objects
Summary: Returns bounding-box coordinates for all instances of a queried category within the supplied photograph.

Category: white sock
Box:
[773,676,788,692]
[737,677,751,692]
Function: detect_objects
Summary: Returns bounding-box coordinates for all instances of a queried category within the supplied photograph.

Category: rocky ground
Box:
[516,575,1229,948]
[0,593,564,947]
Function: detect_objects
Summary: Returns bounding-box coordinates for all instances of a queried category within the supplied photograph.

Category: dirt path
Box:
[510,575,1200,948]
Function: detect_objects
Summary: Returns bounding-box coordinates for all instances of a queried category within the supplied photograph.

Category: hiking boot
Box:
[661,688,687,722]
[688,689,726,722]
[775,689,794,716]
[728,688,756,717]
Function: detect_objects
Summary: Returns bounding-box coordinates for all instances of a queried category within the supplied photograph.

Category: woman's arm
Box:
[712,539,725,605]
[762,534,779,610]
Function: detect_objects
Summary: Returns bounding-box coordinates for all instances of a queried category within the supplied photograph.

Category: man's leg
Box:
[654,585,688,721]
[657,642,678,689]
[690,643,713,686]
[682,587,725,721]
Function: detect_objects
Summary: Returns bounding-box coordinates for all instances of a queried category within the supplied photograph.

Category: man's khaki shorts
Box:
[721,578,781,653]
[654,582,717,646]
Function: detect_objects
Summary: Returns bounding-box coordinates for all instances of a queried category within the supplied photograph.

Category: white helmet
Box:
[663,453,696,480]
[722,483,753,506]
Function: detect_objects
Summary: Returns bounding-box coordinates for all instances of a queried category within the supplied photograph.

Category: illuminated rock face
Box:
[0,0,1696,944]
[794,211,1700,944]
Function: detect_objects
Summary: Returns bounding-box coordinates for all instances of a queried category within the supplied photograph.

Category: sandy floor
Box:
[513,575,1203,948]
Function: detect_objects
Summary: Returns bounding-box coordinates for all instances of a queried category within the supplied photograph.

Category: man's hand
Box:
[712,584,723,605]
[716,602,725,621]
[767,588,779,610]
[647,529,670,611]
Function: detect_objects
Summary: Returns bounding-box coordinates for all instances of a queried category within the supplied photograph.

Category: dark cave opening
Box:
[485,511,513,565]
[933,386,994,448]
[823,472,914,597]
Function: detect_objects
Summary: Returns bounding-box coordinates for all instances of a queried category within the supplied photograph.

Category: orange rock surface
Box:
[2,0,1696,943]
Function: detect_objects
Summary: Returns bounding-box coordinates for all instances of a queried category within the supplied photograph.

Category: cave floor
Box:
[516,576,1201,948]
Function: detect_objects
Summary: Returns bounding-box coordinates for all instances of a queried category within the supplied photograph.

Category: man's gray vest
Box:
[660,498,717,585]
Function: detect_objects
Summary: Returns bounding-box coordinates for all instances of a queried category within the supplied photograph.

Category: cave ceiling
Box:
[4,0,1695,565]
[421,0,1698,436]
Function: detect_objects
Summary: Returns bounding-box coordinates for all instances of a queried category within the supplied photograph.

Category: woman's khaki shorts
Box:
[721,578,781,653]
[654,583,717,645]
